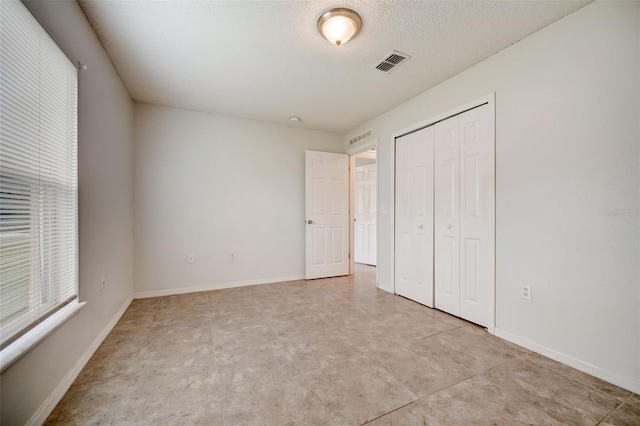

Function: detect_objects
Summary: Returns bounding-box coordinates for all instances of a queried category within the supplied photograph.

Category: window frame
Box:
[0,0,85,372]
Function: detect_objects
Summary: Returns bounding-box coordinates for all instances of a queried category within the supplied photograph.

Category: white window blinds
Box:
[0,1,78,349]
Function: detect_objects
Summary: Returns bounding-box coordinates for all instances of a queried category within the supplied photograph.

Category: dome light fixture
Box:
[317,8,362,46]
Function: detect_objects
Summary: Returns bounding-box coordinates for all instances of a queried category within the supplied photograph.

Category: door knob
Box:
[447,224,452,229]
[307,219,313,224]
[418,225,423,229]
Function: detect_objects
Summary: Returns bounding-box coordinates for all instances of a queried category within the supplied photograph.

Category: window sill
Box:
[0,300,86,373]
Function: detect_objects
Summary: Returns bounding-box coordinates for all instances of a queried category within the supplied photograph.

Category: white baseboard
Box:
[133,274,306,299]
[494,327,640,394]
[27,296,133,426]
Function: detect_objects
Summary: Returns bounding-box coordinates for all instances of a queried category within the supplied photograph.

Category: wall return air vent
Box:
[375,50,410,73]
[349,130,372,146]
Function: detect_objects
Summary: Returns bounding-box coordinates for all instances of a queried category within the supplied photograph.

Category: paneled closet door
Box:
[434,116,461,316]
[434,104,494,328]
[395,126,434,307]
[458,105,494,326]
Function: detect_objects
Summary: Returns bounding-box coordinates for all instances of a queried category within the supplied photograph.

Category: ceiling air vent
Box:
[349,130,372,146]
[375,50,410,74]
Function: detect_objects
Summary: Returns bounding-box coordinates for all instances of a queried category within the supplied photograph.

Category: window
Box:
[0,1,79,360]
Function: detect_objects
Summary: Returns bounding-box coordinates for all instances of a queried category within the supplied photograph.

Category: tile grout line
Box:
[260,278,369,426]
[208,314,227,426]
[208,290,319,401]
[294,352,370,377]
[482,356,612,425]
[363,353,529,424]
[411,322,473,342]
[263,302,308,381]
[204,293,236,424]
[515,351,632,408]
[251,284,350,424]
[595,391,633,425]
[360,397,419,425]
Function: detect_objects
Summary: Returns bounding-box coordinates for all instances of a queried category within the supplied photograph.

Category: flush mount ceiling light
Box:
[317,8,362,46]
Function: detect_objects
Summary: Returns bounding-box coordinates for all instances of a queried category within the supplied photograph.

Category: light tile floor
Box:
[46,265,639,425]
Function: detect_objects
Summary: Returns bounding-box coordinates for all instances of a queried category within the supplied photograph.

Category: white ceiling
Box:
[78,0,591,134]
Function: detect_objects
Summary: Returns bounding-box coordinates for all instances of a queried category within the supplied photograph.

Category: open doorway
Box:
[349,145,377,282]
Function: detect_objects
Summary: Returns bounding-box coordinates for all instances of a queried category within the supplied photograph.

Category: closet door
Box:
[434,104,494,328]
[434,117,461,316]
[458,105,494,326]
[395,127,434,307]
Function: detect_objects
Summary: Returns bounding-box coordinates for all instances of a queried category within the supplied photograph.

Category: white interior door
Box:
[434,116,461,316]
[458,104,494,326]
[305,151,349,279]
[434,104,494,327]
[395,127,434,307]
[354,164,376,265]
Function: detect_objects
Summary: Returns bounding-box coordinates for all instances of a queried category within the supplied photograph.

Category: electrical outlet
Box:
[101,278,106,293]
[231,253,236,261]
[521,285,532,300]
[187,253,195,264]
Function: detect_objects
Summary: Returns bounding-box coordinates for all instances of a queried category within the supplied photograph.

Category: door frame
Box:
[389,93,496,334]
[347,138,379,287]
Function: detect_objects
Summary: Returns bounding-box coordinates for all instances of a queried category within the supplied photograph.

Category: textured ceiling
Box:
[78,0,591,134]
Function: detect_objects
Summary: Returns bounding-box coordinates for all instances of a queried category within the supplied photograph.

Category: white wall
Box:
[355,157,376,167]
[134,104,344,296]
[0,1,135,424]
[345,1,640,391]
